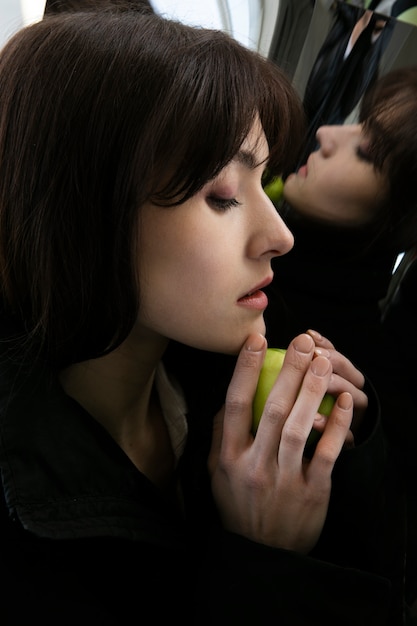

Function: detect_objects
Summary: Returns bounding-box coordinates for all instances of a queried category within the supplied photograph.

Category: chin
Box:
[183,337,241,356]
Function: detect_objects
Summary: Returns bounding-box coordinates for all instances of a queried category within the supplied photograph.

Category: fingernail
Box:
[308,329,323,341]
[294,333,314,354]
[337,392,353,410]
[246,333,266,353]
[311,356,330,376]
[314,347,330,358]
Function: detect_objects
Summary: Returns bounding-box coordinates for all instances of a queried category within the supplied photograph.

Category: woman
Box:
[0,8,401,626]
[267,65,417,375]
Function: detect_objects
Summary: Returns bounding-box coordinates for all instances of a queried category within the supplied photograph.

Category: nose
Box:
[316,123,362,158]
[315,125,336,157]
[250,193,294,260]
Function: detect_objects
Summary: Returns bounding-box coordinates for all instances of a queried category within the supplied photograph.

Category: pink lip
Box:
[237,290,269,310]
[237,276,273,311]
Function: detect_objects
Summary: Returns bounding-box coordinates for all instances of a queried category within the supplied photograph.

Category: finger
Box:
[310,415,355,445]
[325,373,368,411]
[325,351,365,390]
[308,391,353,484]
[221,333,266,455]
[321,370,367,436]
[277,355,332,473]
[254,333,315,453]
[308,329,365,390]
[307,329,335,350]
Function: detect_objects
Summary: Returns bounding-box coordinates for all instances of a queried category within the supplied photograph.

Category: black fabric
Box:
[262,205,414,622]
[0,321,406,625]
[373,249,417,609]
[299,1,394,165]
[265,207,400,377]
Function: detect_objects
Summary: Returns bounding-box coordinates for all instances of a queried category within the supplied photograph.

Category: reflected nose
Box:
[315,125,337,157]
[316,124,362,157]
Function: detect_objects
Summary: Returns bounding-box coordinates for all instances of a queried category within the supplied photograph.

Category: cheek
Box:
[138,250,235,350]
[345,170,386,222]
[284,173,329,216]
[140,231,228,316]
[312,160,379,216]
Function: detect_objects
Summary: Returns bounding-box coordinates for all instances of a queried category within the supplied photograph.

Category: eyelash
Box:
[208,197,242,212]
[356,145,373,163]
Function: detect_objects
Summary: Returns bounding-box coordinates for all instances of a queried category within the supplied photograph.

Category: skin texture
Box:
[283,124,389,226]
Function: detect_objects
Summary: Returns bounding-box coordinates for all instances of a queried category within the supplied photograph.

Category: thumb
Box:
[207,405,225,476]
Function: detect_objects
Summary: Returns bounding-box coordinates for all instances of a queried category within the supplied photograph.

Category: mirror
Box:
[3,0,417,168]
[267,0,417,164]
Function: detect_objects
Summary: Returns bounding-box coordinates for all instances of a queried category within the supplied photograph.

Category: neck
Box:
[59,332,175,486]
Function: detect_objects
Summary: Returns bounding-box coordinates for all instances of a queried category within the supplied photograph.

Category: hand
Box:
[208,332,354,554]
[306,329,367,438]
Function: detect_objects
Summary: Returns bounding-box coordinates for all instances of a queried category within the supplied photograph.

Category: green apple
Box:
[264,176,284,204]
[252,348,335,446]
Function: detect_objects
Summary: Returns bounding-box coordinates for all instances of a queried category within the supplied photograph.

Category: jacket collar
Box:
[0,345,185,544]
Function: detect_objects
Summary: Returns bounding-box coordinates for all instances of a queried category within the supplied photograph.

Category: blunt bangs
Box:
[144,27,306,205]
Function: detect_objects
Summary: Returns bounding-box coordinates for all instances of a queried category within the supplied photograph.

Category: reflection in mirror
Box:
[268,0,417,166]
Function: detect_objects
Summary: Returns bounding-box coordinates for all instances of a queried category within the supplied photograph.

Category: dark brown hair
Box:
[360,65,417,251]
[0,11,305,368]
[44,0,155,14]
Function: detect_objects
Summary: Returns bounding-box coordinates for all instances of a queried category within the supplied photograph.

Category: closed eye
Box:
[207,196,242,212]
[356,144,373,163]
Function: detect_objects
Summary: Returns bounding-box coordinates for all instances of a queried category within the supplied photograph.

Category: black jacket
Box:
[265,209,401,377]
[0,334,406,625]
[373,247,417,611]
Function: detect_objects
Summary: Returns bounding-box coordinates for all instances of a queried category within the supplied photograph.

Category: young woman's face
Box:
[137,118,294,354]
[283,124,388,225]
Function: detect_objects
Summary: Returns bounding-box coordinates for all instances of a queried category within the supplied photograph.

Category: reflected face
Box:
[283,124,388,226]
[137,118,294,355]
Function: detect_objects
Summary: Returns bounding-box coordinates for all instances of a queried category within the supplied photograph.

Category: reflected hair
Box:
[360,65,417,251]
[0,11,305,368]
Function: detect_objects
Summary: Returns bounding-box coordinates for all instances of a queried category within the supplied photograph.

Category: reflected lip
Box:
[298,155,313,177]
[297,162,308,177]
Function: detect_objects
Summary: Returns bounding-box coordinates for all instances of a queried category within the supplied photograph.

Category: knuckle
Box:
[281,422,307,448]
[305,374,328,396]
[333,409,352,431]
[291,351,313,374]
[262,400,288,426]
[312,447,336,471]
[225,393,246,417]
[240,348,264,372]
